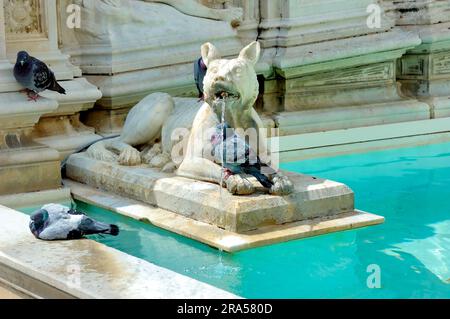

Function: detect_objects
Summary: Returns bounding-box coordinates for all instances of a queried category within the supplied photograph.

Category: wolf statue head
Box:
[201,41,261,117]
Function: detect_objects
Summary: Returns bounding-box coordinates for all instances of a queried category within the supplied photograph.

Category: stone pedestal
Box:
[65,153,384,250]
[67,153,355,232]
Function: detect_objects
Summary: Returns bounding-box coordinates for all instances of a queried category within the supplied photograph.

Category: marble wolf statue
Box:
[86,41,293,196]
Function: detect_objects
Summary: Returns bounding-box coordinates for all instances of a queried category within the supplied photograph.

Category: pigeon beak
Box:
[20,60,24,66]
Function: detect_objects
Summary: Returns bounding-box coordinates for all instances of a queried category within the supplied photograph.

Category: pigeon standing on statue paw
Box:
[211,123,275,189]
[14,51,66,102]
[29,203,119,241]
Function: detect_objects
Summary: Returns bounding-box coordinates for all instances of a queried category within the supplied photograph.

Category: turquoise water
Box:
[23,142,450,298]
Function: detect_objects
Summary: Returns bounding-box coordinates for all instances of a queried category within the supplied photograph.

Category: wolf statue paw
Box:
[118,146,142,166]
[269,173,294,196]
[226,174,255,195]
[149,153,171,169]
[141,143,162,164]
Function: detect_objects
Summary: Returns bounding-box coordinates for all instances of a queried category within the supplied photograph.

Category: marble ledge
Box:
[0,204,238,299]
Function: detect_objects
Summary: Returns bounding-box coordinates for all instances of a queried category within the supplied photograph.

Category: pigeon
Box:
[194,57,207,99]
[29,203,119,241]
[211,123,274,189]
[14,51,66,102]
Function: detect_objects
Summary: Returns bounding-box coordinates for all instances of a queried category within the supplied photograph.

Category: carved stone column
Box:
[3,0,102,160]
[0,0,61,195]
[393,0,450,119]
[0,0,102,195]
[256,0,429,136]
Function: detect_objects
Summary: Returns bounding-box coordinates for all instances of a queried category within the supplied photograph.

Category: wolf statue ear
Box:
[239,41,261,66]
[201,42,221,67]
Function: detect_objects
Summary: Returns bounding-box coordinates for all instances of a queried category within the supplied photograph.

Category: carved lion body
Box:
[86,42,293,195]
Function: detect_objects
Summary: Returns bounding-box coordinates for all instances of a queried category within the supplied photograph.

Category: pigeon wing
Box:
[31,58,55,92]
[77,216,114,236]
[38,215,83,240]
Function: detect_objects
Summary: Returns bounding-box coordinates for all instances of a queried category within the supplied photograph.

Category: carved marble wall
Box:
[393,0,450,118]
[254,0,429,136]
[55,0,440,137]
[4,0,44,36]
[57,0,245,133]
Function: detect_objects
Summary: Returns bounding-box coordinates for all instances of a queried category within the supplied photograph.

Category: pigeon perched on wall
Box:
[29,204,119,241]
[14,51,66,102]
[194,57,207,99]
[211,123,274,189]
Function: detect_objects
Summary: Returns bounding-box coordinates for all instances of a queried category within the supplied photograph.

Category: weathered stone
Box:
[274,100,430,136]
[0,91,61,195]
[396,12,450,120]
[384,0,450,25]
[0,144,61,195]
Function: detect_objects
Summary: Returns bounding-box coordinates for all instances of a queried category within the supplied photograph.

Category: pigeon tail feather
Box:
[253,171,273,189]
[51,80,66,95]
[79,218,120,236]
[243,166,273,189]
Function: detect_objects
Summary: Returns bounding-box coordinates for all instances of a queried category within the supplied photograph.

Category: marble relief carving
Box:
[4,0,43,36]
[433,53,450,75]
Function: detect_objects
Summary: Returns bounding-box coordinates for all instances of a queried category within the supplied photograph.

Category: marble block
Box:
[66,179,383,252]
[0,92,61,195]
[66,153,354,233]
